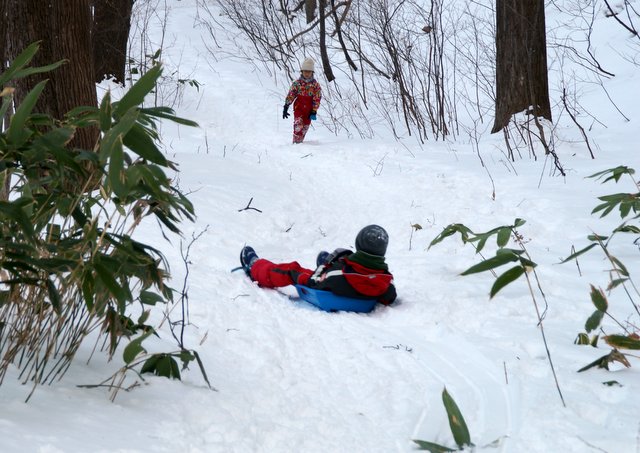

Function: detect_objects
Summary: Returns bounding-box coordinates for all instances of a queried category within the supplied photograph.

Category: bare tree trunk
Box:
[0,0,8,131]
[1,0,11,201]
[6,0,99,151]
[319,0,335,81]
[93,0,135,84]
[0,0,6,87]
[305,0,317,24]
[491,0,551,134]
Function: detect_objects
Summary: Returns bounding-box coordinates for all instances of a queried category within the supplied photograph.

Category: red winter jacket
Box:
[285,77,322,125]
[298,254,396,305]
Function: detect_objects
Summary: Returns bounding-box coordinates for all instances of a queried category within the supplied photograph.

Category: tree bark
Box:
[319,0,335,82]
[5,0,99,151]
[305,0,317,24]
[93,0,134,84]
[491,0,551,134]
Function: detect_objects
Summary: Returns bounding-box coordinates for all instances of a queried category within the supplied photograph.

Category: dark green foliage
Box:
[429,219,535,299]
[442,388,472,448]
[413,388,477,452]
[0,42,202,396]
[565,166,640,372]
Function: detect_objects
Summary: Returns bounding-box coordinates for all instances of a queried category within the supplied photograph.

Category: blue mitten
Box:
[309,112,317,121]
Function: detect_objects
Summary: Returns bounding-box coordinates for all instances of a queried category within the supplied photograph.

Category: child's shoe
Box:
[240,246,259,276]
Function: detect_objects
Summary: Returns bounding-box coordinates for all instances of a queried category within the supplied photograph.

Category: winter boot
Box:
[240,246,259,277]
[316,250,330,267]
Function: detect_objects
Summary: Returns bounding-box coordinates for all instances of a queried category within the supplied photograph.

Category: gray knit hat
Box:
[355,225,389,256]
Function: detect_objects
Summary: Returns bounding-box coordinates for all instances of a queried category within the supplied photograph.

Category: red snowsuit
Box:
[285,76,322,143]
[250,251,396,305]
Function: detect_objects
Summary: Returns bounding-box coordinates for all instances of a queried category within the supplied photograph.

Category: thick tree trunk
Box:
[93,0,134,84]
[1,0,10,200]
[305,0,317,24]
[6,0,99,151]
[0,0,7,131]
[491,0,551,134]
[0,0,6,80]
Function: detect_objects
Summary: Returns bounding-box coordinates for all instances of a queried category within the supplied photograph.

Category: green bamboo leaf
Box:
[100,107,139,162]
[114,65,162,116]
[560,244,597,263]
[94,259,127,305]
[585,309,604,333]
[514,218,526,227]
[518,257,537,270]
[7,80,48,146]
[137,310,151,325]
[496,247,524,256]
[36,258,76,273]
[461,251,519,276]
[490,265,525,298]
[620,201,632,218]
[82,274,95,312]
[614,224,640,234]
[123,331,152,364]
[442,388,472,448]
[169,356,181,379]
[155,355,173,377]
[574,333,590,345]
[412,440,456,452]
[429,224,473,249]
[588,166,634,183]
[99,91,113,131]
[178,350,196,367]
[496,227,511,247]
[191,350,213,390]
[607,278,628,290]
[589,285,608,312]
[0,96,13,124]
[0,42,40,86]
[592,201,616,218]
[597,193,626,201]
[139,290,165,306]
[474,233,490,254]
[0,290,9,307]
[577,355,607,373]
[13,60,66,81]
[0,201,36,242]
[141,354,161,374]
[610,256,629,277]
[108,135,127,199]
[140,107,199,127]
[604,334,640,350]
[122,123,168,165]
[45,278,62,313]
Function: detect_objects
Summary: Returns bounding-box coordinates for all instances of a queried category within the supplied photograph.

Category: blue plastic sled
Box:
[294,285,377,313]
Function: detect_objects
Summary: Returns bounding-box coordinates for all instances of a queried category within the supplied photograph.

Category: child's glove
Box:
[309,111,317,121]
[282,104,290,119]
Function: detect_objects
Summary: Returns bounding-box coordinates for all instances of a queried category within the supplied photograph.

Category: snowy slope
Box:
[1,1,639,452]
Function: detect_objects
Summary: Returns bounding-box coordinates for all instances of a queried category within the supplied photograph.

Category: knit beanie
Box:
[355,225,389,257]
[301,58,315,72]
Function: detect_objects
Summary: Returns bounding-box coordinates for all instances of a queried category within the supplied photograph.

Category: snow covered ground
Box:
[1,1,639,452]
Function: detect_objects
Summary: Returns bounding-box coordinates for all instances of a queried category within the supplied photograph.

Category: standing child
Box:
[282,58,322,144]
